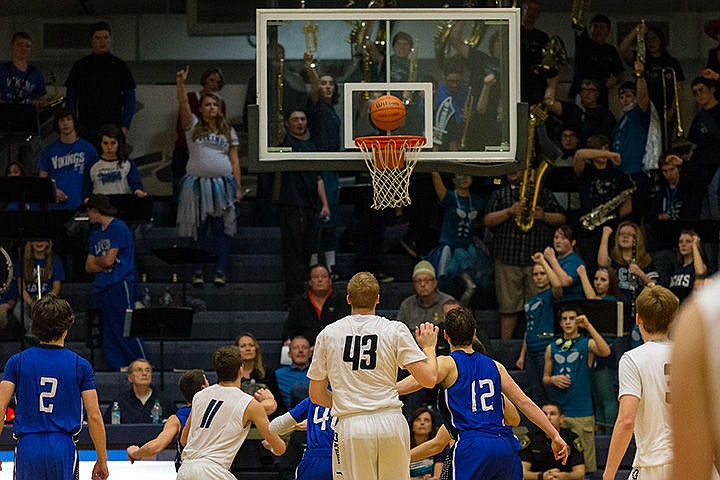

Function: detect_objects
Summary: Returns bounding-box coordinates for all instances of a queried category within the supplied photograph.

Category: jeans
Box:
[196,216,228,273]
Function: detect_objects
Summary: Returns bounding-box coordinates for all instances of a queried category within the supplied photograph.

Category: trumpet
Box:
[460,86,474,150]
[571,0,591,33]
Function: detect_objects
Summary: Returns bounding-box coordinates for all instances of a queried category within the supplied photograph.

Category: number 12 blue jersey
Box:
[2,345,96,436]
[443,350,505,439]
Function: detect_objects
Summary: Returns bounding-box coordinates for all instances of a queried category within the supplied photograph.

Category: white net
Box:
[355,136,426,210]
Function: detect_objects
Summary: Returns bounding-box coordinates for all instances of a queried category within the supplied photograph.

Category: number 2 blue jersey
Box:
[443,350,505,440]
[2,345,96,436]
[289,397,335,454]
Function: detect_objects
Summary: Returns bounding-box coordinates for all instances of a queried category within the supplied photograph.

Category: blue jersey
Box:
[88,217,135,292]
[2,345,95,436]
[38,138,98,210]
[443,350,506,440]
[524,288,555,353]
[174,406,191,471]
[549,336,593,417]
[289,397,335,454]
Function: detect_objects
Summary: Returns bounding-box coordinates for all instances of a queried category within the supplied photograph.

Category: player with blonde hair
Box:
[308,271,439,480]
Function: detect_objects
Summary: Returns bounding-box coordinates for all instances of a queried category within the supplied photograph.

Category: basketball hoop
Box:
[354,135,426,210]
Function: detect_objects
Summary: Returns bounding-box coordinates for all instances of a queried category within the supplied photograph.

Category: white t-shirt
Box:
[694,278,720,458]
[89,159,133,195]
[181,384,253,469]
[185,114,238,178]
[307,314,427,418]
[618,340,672,468]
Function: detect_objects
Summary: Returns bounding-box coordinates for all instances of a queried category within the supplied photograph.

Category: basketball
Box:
[369,95,406,131]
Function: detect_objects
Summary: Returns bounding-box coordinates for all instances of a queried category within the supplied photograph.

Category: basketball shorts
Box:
[176,459,235,480]
[627,464,671,480]
[15,432,78,480]
[447,432,522,480]
[297,451,332,480]
[333,409,410,480]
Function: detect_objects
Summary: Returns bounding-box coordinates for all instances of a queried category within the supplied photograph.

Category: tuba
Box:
[435,19,485,69]
[515,104,552,232]
[571,0,591,33]
[532,36,568,79]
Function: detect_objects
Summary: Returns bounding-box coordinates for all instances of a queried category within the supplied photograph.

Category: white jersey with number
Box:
[181,384,253,469]
[618,341,672,468]
[307,314,427,418]
[694,279,720,462]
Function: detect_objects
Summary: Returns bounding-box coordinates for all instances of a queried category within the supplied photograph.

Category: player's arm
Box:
[602,394,639,480]
[399,355,453,395]
[268,410,302,436]
[497,361,568,464]
[671,301,716,480]
[405,322,439,389]
[0,380,14,471]
[85,247,120,273]
[244,399,286,456]
[180,411,192,446]
[82,389,109,480]
[410,424,452,462]
[309,378,332,408]
[127,415,181,462]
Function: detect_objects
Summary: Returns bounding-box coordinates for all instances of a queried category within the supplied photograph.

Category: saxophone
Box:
[579,185,637,231]
[515,104,551,232]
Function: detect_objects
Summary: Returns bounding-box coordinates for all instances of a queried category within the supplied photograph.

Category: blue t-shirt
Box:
[0,62,47,104]
[3,345,95,436]
[612,103,650,174]
[438,191,485,248]
[38,138,98,210]
[88,217,135,292]
[444,350,506,438]
[16,256,65,299]
[524,288,556,353]
[549,336,593,417]
[275,365,310,410]
[289,397,335,455]
[558,252,585,300]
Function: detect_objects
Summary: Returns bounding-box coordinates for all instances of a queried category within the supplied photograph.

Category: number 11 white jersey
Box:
[307,314,427,418]
[181,384,253,469]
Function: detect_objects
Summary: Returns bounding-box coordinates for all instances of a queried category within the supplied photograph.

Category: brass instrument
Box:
[408,47,418,82]
[435,20,485,69]
[304,21,318,54]
[532,36,568,79]
[460,87,474,150]
[636,21,646,66]
[0,247,12,295]
[661,67,687,150]
[579,185,637,231]
[571,0,591,33]
[515,104,550,232]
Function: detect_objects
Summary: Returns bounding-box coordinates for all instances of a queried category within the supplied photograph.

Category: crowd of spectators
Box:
[1,5,720,477]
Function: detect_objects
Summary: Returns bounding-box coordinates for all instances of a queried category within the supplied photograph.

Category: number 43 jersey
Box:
[308,314,427,418]
[182,384,253,470]
[2,345,96,436]
[443,350,506,438]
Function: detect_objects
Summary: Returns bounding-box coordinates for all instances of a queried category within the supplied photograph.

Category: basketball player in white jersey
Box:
[602,285,679,480]
[177,345,286,480]
[671,277,720,480]
[307,271,439,480]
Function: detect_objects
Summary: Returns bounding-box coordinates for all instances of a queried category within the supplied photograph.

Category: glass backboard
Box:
[253,8,521,171]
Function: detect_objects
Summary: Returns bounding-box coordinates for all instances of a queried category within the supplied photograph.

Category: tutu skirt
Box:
[176,174,238,239]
